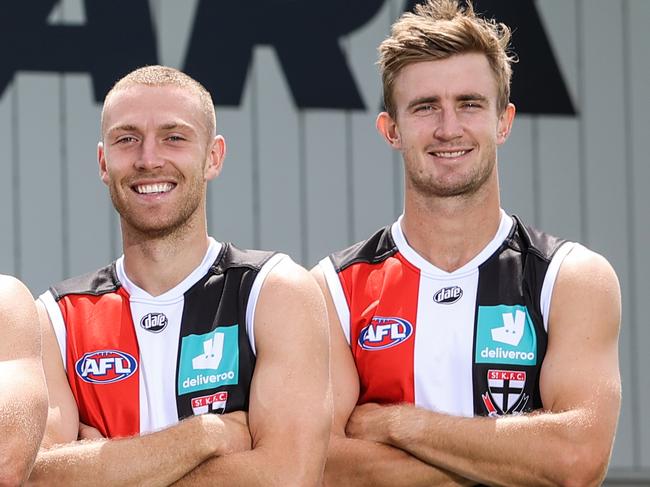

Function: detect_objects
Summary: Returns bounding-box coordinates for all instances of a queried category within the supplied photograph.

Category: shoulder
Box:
[48,262,119,300]
[550,244,621,334]
[0,274,35,315]
[328,225,396,272]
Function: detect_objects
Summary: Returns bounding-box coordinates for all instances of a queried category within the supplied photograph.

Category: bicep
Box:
[36,299,79,447]
[540,246,621,423]
[311,266,359,435]
[247,261,331,474]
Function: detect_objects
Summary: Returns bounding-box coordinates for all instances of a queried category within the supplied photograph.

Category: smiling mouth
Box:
[133,182,176,194]
[430,149,472,158]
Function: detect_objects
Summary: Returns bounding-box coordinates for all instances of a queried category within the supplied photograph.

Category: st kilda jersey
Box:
[319,210,576,417]
[39,239,285,438]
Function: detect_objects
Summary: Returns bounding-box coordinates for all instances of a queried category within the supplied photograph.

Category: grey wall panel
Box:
[304,111,348,266]
[157,0,198,69]
[627,0,650,469]
[16,74,64,295]
[62,75,113,277]
[211,82,256,250]
[348,0,400,243]
[498,117,536,224]
[0,90,16,276]
[535,0,583,242]
[581,0,633,467]
[255,48,303,261]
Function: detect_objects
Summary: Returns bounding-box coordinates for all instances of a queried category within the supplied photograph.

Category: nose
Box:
[433,108,464,141]
[134,137,165,171]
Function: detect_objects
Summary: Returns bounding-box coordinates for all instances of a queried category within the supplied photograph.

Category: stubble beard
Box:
[404,146,497,200]
[109,172,206,242]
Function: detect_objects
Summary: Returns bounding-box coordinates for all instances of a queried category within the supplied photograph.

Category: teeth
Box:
[134,183,174,194]
[433,150,468,158]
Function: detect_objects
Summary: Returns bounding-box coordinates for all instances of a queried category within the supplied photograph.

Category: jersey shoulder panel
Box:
[214,243,277,274]
[329,225,397,272]
[49,263,120,300]
[508,215,568,263]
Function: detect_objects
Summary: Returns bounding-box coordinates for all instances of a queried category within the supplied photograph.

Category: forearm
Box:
[325,435,471,487]
[29,415,220,487]
[0,362,48,485]
[386,406,610,487]
[172,444,325,487]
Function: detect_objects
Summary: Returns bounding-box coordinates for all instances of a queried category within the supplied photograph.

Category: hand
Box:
[220,411,252,455]
[200,411,252,457]
[345,403,392,443]
[78,421,105,440]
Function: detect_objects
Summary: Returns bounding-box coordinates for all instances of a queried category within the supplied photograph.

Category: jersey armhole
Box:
[245,253,288,356]
[318,257,351,345]
[540,242,577,331]
[38,291,67,372]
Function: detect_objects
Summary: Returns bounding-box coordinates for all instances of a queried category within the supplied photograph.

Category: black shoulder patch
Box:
[50,263,120,300]
[329,225,397,272]
[213,243,277,274]
[511,215,568,262]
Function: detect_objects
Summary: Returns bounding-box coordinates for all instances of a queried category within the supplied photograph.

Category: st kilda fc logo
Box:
[481,369,530,417]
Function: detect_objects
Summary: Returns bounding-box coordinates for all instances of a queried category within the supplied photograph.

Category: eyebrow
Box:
[406,93,490,110]
[106,121,196,137]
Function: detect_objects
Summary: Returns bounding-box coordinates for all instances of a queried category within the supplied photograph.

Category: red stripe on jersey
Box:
[59,287,140,438]
[339,253,419,405]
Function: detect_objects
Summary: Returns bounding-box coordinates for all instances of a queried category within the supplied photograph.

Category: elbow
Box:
[555,442,611,487]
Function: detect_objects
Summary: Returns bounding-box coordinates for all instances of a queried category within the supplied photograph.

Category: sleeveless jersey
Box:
[319,211,575,417]
[40,239,285,438]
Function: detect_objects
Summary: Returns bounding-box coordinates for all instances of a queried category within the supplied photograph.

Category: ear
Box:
[496,103,516,145]
[204,135,226,181]
[97,142,109,186]
[376,112,402,149]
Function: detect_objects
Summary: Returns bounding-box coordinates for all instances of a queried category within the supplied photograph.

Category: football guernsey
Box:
[39,239,285,438]
[319,210,575,417]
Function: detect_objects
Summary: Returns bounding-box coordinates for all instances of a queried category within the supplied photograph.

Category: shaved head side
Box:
[101,65,216,140]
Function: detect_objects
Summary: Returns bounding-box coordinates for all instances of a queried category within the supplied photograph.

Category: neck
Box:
[401,172,502,272]
[120,216,211,296]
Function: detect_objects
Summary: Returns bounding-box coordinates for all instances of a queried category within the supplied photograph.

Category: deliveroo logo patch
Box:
[476,305,537,366]
[178,325,239,395]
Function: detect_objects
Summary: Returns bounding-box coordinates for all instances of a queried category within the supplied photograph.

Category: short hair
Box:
[379,0,515,118]
[101,65,216,139]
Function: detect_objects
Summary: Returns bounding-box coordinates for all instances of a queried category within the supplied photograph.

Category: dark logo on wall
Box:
[140,312,168,333]
[0,0,574,114]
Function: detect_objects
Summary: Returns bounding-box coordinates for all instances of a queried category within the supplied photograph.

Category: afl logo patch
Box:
[75,350,138,384]
[140,312,168,333]
[433,286,463,304]
[358,317,413,351]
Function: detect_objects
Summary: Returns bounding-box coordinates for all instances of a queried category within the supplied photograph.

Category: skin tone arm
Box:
[28,301,252,487]
[0,276,48,486]
[346,245,622,487]
[172,259,332,486]
[311,267,471,487]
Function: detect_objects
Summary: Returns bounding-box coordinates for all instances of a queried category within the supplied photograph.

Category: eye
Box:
[460,101,482,110]
[166,135,186,142]
[414,104,435,114]
[115,136,138,145]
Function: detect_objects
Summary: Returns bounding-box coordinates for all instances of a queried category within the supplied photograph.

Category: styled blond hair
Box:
[101,65,216,138]
[379,0,515,118]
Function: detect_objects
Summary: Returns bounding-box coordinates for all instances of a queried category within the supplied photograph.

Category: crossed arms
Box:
[313,244,622,487]
[0,275,48,486]
[29,259,331,486]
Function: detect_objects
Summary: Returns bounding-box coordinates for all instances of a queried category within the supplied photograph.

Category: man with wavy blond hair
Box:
[315,1,621,485]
